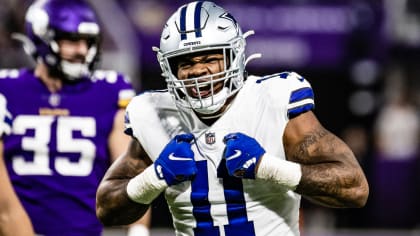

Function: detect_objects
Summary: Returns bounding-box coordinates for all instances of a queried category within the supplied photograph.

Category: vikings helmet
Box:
[22,0,101,80]
[155,1,258,115]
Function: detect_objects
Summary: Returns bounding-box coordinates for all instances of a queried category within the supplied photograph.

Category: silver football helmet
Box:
[154,1,259,115]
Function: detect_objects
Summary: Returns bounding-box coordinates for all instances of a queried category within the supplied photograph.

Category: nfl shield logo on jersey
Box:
[205,132,216,145]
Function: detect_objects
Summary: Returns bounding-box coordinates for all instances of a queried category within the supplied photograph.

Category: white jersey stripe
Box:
[287,98,314,110]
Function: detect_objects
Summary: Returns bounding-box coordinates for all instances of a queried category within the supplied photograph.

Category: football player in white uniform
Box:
[96,1,369,236]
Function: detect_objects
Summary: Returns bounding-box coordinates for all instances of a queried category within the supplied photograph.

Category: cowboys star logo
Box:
[219,12,239,34]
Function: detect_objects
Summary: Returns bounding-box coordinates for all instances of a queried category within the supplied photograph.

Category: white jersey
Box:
[0,93,12,137]
[125,71,315,236]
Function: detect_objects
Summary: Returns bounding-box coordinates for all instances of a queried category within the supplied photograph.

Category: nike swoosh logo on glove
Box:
[226,150,242,161]
[168,153,192,161]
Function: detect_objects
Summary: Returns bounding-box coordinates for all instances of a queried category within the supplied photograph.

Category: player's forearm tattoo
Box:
[290,126,363,206]
[292,128,329,162]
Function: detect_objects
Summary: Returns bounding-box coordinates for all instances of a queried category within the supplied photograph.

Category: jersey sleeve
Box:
[260,71,315,120]
[0,93,12,137]
[123,109,134,137]
[116,73,135,109]
[124,93,172,161]
[284,72,315,118]
[124,95,148,139]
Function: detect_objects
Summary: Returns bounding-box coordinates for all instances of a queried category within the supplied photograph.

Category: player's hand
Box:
[154,133,197,186]
[223,132,266,179]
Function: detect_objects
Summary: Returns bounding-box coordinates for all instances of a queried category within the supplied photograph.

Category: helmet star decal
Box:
[219,12,239,33]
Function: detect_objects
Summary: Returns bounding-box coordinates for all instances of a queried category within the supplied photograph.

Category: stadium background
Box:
[0,0,419,235]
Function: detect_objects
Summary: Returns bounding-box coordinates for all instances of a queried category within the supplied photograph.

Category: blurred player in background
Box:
[0,0,149,235]
[0,94,34,236]
[96,1,369,235]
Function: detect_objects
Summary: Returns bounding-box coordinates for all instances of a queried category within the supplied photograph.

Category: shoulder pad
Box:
[92,70,131,84]
[253,71,315,118]
[0,69,21,79]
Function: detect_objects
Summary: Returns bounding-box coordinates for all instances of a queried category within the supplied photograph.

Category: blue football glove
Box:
[154,133,197,186]
[223,132,266,179]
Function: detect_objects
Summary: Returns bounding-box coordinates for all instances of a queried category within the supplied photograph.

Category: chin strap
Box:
[195,95,235,120]
[189,87,229,115]
[60,60,91,80]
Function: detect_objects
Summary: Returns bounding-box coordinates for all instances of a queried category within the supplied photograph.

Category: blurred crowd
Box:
[1,0,419,232]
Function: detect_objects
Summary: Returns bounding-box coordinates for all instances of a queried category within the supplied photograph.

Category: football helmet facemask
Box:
[154,1,259,116]
[19,0,101,81]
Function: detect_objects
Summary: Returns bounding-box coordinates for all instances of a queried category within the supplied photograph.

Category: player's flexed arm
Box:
[96,138,152,225]
[283,111,369,208]
[96,134,197,226]
[223,111,369,208]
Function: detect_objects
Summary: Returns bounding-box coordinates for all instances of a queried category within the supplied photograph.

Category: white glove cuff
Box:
[256,153,302,190]
[126,165,168,204]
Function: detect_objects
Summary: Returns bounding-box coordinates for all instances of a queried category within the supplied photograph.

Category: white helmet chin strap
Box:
[60,60,90,80]
[59,46,97,80]
[189,87,229,115]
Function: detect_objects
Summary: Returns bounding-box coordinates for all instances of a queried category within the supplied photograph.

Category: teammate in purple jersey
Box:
[0,0,149,235]
[0,94,34,236]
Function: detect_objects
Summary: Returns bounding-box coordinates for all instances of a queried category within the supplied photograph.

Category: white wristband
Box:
[126,165,168,204]
[256,153,302,190]
[127,224,150,236]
